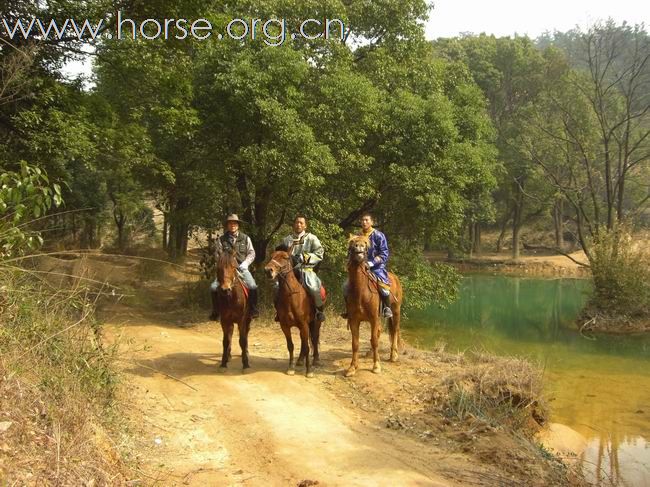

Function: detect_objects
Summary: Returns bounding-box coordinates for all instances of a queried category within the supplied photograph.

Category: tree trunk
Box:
[162,212,168,250]
[496,209,511,253]
[468,222,475,258]
[553,199,564,250]
[180,224,188,255]
[472,222,482,256]
[512,188,524,260]
[117,219,125,250]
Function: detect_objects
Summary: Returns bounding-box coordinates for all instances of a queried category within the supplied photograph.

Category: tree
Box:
[434,35,554,259]
[525,22,650,261]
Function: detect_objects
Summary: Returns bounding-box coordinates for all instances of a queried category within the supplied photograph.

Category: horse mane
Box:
[271,249,291,262]
[275,243,289,252]
[218,250,237,269]
[348,234,369,246]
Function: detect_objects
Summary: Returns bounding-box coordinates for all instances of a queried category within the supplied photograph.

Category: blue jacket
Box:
[366,229,390,286]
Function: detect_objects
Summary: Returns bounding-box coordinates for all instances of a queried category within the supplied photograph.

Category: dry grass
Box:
[438,351,548,432]
[0,267,132,485]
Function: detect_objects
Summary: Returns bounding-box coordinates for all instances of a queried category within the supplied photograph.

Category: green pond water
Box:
[403,274,650,486]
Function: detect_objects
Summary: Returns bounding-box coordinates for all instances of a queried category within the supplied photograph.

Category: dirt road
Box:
[95,254,565,487]
[105,304,481,487]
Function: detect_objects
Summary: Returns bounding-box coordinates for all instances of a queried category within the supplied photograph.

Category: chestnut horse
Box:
[215,249,251,370]
[344,235,402,377]
[264,249,321,377]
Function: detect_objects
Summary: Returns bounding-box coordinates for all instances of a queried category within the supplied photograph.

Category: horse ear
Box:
[275,243,289,252]
[348,233,356,243]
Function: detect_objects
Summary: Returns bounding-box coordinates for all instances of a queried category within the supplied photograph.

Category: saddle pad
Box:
[320,285,327,304]
[239,278,249,300]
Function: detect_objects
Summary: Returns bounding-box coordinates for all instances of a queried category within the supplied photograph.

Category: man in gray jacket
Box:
[210,214,259,320]
[278,215,326,322]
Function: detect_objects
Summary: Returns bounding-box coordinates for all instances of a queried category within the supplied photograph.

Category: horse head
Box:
[348,234,369,265]
[216,248,238,294]
[264,249,291,280]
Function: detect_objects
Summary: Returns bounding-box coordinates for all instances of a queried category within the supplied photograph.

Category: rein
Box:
[348,250,379,295]
[217,253,243,298]
[273,257,300,295]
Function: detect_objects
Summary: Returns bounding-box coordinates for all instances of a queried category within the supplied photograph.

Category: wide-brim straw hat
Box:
[225,213,243,224]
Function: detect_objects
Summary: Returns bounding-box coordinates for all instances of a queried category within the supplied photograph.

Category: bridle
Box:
[270,254,300,294]
[348,241,379,294]
[217,251,240,295]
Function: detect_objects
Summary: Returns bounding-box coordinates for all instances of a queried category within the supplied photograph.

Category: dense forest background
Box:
[1,0,649,318]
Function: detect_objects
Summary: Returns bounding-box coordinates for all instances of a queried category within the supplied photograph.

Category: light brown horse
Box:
[344,235,402,377]
[264,249,320,378]
[215,249,251,370]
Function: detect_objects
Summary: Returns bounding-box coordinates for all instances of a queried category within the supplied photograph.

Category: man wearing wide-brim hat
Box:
[209,214,259,319]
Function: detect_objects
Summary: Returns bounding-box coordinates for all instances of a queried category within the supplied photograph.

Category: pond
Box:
[403,274,650,486]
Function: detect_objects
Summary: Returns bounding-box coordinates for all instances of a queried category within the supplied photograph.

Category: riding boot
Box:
[209,290,220,321]
[248,289,260,318]
[381,292,393,318]
[316,305,326,322]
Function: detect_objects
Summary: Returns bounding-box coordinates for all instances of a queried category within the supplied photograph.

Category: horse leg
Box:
[296,348,305,367]
[388,309,401,362]
[238,319,251,370]
[220,321,233,370]
[309,319,321,367]
[299,323,313,378]
[371,316,382,374]
[345,320,360,377]
[282,325,295,376]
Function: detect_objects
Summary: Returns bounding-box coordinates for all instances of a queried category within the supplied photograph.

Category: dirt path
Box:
[95,256,565,487]
[104,302,481,487]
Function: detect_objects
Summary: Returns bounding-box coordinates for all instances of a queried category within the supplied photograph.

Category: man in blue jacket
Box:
[342,213,393,318]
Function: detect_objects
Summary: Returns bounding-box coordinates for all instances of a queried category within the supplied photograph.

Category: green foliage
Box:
[390,246,460,310]
[588,228,650,317]
[0,162,62,257]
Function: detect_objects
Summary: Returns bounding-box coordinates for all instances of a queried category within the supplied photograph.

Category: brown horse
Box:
[215,249,251,370]
[264,249,320,378]
[344,235,402,377]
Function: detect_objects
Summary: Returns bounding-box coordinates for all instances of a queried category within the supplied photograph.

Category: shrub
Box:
[588,227,650,318]
[0,269,126,483]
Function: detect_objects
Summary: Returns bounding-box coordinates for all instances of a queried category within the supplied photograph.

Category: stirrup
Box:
[382,306,393,318]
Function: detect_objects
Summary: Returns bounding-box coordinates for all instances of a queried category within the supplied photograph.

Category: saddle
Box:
[364,269,382,294]
[295,268,327,304]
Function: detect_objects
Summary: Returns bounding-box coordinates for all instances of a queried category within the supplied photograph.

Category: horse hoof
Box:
[306,372,315,378]
[242,366,252,373]
[286,369,295,376]
[344,367,356,378]
[389,354,398,363]
[372,364,382,374]
[218,366,228,373]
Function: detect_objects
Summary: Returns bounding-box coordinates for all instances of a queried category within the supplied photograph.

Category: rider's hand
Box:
[238,263,247,272]
[367,260,375,268]
[374,256,382,263]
